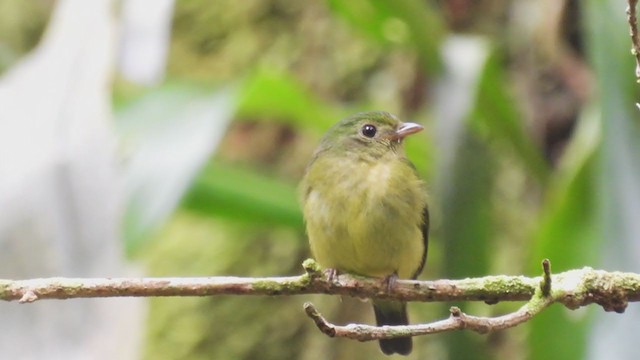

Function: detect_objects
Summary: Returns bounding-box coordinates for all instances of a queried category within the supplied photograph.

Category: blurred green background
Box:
[1,0,640,359]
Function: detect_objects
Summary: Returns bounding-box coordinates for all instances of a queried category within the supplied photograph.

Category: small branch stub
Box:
[302,258,323,279]
[541,259,552,296]
[304,302,336,337]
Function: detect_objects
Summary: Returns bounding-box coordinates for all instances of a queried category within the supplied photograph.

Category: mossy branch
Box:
[1,259,639,339]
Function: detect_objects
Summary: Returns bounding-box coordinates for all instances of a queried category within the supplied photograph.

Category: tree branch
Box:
[304,298,552,340]
[1,259,639,340]
[0,259,542,303]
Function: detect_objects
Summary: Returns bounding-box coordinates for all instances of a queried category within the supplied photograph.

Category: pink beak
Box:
[393,122,423,140]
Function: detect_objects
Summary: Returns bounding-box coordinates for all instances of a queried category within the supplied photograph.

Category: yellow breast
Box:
[302,154,426,279]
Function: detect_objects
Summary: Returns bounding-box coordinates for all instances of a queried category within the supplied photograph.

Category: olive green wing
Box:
[399,157,429,280]
[412,205,429,279]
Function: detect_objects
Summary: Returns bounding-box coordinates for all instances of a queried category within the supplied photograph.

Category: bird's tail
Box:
[373,300,412,356]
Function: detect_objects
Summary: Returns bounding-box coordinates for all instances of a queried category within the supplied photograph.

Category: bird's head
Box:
[318,111,423,158]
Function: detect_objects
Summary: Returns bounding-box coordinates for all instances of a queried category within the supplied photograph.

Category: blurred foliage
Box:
[440,130,495,360]
[143,212,308,360]
[470,50,551,184]
[116,84,237,254]
[327,0,444,72]
[4,0,640,359]
[182,161,302,229]
[529,109,600,360]
[237,69,343,131]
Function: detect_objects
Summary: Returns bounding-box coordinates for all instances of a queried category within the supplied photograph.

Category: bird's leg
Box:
[382,272,399,293]
[324,268,340,283]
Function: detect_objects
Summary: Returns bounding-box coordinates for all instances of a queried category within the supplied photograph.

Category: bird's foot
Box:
[382,272,399,293]
[324,268,340,284]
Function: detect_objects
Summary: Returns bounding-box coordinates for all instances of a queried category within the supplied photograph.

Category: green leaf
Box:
[116,84,237,254]
[470,50,551,184]
[326,0,392,44]
[530,109,601,270]
[439,131,495,360]
[181,161,303,229]
[237,69,343,133]
[326,0,444,73]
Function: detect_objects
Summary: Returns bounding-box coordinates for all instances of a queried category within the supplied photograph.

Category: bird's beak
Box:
[391,122,423,141]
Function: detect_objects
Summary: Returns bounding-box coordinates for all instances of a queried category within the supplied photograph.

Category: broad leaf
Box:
[117,84,237,253]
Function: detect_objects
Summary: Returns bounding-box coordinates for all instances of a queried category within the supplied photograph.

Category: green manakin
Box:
[300,111,429,356]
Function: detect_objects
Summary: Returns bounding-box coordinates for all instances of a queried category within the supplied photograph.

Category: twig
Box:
[304,296,553,341]
[627,0,640,82]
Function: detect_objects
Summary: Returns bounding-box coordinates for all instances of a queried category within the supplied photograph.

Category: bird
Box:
[300,111,429,356]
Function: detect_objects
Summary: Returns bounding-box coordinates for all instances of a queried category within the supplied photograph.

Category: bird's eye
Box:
[361,124,377,138]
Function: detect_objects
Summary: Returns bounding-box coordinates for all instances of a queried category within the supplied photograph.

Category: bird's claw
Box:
[324,268,339,284]
[383,272,399,293]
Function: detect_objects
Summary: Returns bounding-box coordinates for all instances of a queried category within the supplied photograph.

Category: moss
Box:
[302,258,321,274]
[0,280,9,299]
[252,279,290,294]
[481,276,536,297]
